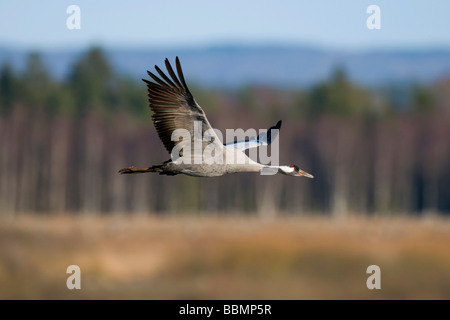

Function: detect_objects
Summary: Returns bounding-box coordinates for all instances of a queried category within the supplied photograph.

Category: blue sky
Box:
[1,0,449,50]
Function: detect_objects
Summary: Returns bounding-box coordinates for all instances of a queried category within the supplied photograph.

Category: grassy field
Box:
[1,214,450,299]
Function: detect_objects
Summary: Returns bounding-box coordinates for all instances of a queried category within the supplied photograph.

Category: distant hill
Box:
[1,45,450,88]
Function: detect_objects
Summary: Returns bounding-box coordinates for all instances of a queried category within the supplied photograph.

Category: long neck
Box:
[260,165,293,176]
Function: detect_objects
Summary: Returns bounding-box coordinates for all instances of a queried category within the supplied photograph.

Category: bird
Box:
[119,57,313,178]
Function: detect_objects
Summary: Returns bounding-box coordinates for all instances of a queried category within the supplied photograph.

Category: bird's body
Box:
[119,57,313,179]
[121,147,264,177]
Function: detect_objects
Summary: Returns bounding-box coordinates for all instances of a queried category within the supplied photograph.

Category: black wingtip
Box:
[265,120,282,145]
[269,120,282,131]
[275,120,282,129]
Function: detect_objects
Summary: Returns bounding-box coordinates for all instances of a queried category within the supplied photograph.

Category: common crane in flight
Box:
[119,57,313,178]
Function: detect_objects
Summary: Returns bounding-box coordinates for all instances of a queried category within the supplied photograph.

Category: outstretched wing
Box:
[224,120,282,151]
[143,57,220,155]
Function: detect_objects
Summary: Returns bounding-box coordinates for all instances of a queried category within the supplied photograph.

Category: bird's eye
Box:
[290,165,294,168]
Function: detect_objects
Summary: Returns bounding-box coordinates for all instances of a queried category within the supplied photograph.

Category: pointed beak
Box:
[297,170,314,179]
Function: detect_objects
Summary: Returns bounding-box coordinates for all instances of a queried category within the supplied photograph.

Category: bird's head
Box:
[280,165,314,178]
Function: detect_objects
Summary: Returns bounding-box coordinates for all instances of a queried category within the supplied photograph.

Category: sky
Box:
[0,0,449,51]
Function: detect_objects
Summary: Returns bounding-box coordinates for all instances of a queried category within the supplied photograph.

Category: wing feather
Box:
[164,58,183,88]
[146,71,167,87]
[143,57,221,155]
[224,120,282,151]
[154,64,177,88]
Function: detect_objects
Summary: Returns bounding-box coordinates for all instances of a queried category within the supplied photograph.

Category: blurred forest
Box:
[1,47,450,217]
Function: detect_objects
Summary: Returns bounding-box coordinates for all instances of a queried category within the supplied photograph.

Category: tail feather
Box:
[118,165,163,174]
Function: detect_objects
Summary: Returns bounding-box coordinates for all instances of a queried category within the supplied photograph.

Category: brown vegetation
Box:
[1,215,450,299]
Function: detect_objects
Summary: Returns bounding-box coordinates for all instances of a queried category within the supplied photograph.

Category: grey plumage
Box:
[119,57,313,179]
